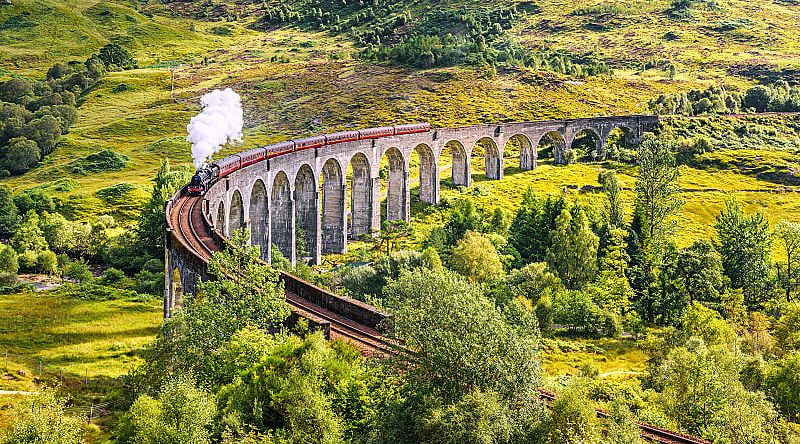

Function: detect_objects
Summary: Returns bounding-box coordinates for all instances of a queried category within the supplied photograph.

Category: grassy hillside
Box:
[0,0,798,231]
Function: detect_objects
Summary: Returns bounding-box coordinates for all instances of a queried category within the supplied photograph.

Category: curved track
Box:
[169,191,397,356]
[169,191,707,444]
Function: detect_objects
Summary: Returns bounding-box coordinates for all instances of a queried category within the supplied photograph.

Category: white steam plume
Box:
[187,88,244,170]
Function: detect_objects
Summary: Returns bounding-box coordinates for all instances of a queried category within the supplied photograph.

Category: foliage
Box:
[649,81,800,116]
[509,190,566,265]
[774,302,800,352]
[765,352,800,422]
[0,244,18,275]
[546,206,599,290]
[0,389,84,444]
[715,196,773,307]
[136,159,192,258]
[123,377,215,444]
[443,198,484,247]
[383,267,541,402]
[775,220,800,301]
[66,149,129,175]
[217,332,377,443]
[599,169,625,230]
[674,240,726,303]
[135,230,289,391]
[98,43,137,71]
[541,383,601,444]
[10,211,47,253]
[634,136,683,260]
[450,230,504,283]
[0,184,18,236]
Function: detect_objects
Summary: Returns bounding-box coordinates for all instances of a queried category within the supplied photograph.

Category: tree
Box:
[743,85,772,112]
[765,352,800,422]
[715,197,773,307]
[13,189,54,214]
[599,169,624,229]
[125,378,215,444]
[98,43,137,70]
[2,138,40,175]
[0,389,84,444]
[444,198,483,246]
[11,211,47,253]
[450,230,503,283]
[774,302,800,352]
[546,206,599,290]
[542,383,601,444]
[0,244,18,275]
[383,268,541,402]
[509,190,566,264]
[0,78,33,104]
[589,228,633,318]
[0,184,18,236]
[775,220,800,301]
[634,136,682,259]
[23,115,61,156]
[137,159,191,258]
[137,230,290,389]
[675,240,725,303]
[372,219,412,255]
[217,333,374,443]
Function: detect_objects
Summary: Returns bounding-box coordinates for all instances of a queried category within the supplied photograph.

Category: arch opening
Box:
[320,159,346,254]
[294,164,318,263]
[249,180,269,261]
[271,171,293,262]
[472,137,502,180]
[412,143,437,206]
[570,128,602,162]
[605,126,634,161]
[380,147,406,222]
[505,134,534,172]
[536,131,567,165]
[228,190,244,235]
[440,140,470,188]
[347,153,373,239]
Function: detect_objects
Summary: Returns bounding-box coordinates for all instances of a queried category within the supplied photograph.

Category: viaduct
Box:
[165,115,657,317]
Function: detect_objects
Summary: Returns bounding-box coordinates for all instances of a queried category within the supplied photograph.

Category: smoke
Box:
[187,88,244,170]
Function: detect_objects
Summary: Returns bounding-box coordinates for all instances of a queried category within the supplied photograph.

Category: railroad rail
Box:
[168,190,399,356]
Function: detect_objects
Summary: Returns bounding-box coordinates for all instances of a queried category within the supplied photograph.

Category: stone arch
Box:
[506,134,535,172]
[216,201,226,234]
[570,128,602,161]
[442,140,470,187]
[381,147,407,222]
[271,171,293,263]
[412,143,437,204]
[320,158,346,254]
[537,131,567,165]
[249,179,269,261]
[474,137,503,180]
[348,152,373,238]
[228,190,244,235]
[294,164,318,263]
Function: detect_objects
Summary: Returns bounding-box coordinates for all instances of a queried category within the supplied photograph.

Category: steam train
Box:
[188,123,431,196]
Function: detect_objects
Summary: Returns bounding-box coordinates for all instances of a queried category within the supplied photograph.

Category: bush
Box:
[67,149,128,175]
[35,250,57,275]
[0,244,19,274]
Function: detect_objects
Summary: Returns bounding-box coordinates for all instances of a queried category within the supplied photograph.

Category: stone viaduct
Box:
[199,115,658,266]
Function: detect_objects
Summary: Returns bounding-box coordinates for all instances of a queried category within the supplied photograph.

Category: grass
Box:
[0,290,161,394]
[540,335,648,381]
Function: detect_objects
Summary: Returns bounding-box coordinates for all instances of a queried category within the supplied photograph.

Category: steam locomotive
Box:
[188,123,431,196]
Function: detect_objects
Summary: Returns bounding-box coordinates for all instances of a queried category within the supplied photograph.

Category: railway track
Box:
[168,191,708,444]
[170,191,397,356]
